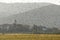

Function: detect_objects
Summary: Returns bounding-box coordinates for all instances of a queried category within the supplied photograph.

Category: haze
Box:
[0,0,60,5]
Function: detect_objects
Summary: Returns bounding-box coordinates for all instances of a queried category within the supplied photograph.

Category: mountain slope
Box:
[0,3,50,18]
[0,4,60,28]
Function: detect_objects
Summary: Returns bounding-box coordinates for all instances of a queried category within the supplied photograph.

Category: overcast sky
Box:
[0,0,60,5]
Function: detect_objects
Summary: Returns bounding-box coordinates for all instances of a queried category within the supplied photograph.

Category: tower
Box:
[14,20,17,25]
[13,19,17,27]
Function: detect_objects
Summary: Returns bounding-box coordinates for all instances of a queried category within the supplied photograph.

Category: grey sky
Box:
[0,0,59,5]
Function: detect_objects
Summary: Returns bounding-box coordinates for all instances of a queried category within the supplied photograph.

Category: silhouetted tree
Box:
[32,24,39,34]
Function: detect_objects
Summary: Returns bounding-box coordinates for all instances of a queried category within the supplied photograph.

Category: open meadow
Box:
[0,34,59,40]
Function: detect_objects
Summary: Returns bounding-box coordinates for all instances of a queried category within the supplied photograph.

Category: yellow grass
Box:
[0,34,60,40]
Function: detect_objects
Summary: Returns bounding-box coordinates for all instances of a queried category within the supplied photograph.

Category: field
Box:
[0,34,60,40]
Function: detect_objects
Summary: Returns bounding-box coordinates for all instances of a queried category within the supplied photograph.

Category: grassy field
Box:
[0,34,60,40]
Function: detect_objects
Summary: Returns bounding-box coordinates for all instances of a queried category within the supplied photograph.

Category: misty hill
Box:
[0,3,50,18]
[0,4,60,28]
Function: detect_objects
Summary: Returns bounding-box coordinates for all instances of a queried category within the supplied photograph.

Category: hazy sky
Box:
[0,0,60,5]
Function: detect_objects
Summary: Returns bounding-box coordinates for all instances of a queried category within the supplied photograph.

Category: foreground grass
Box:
[0,34,60,40]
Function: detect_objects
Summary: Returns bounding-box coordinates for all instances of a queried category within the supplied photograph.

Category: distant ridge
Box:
[0,4,60,28]
[0,3,59,28]
[0,3,50,18]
